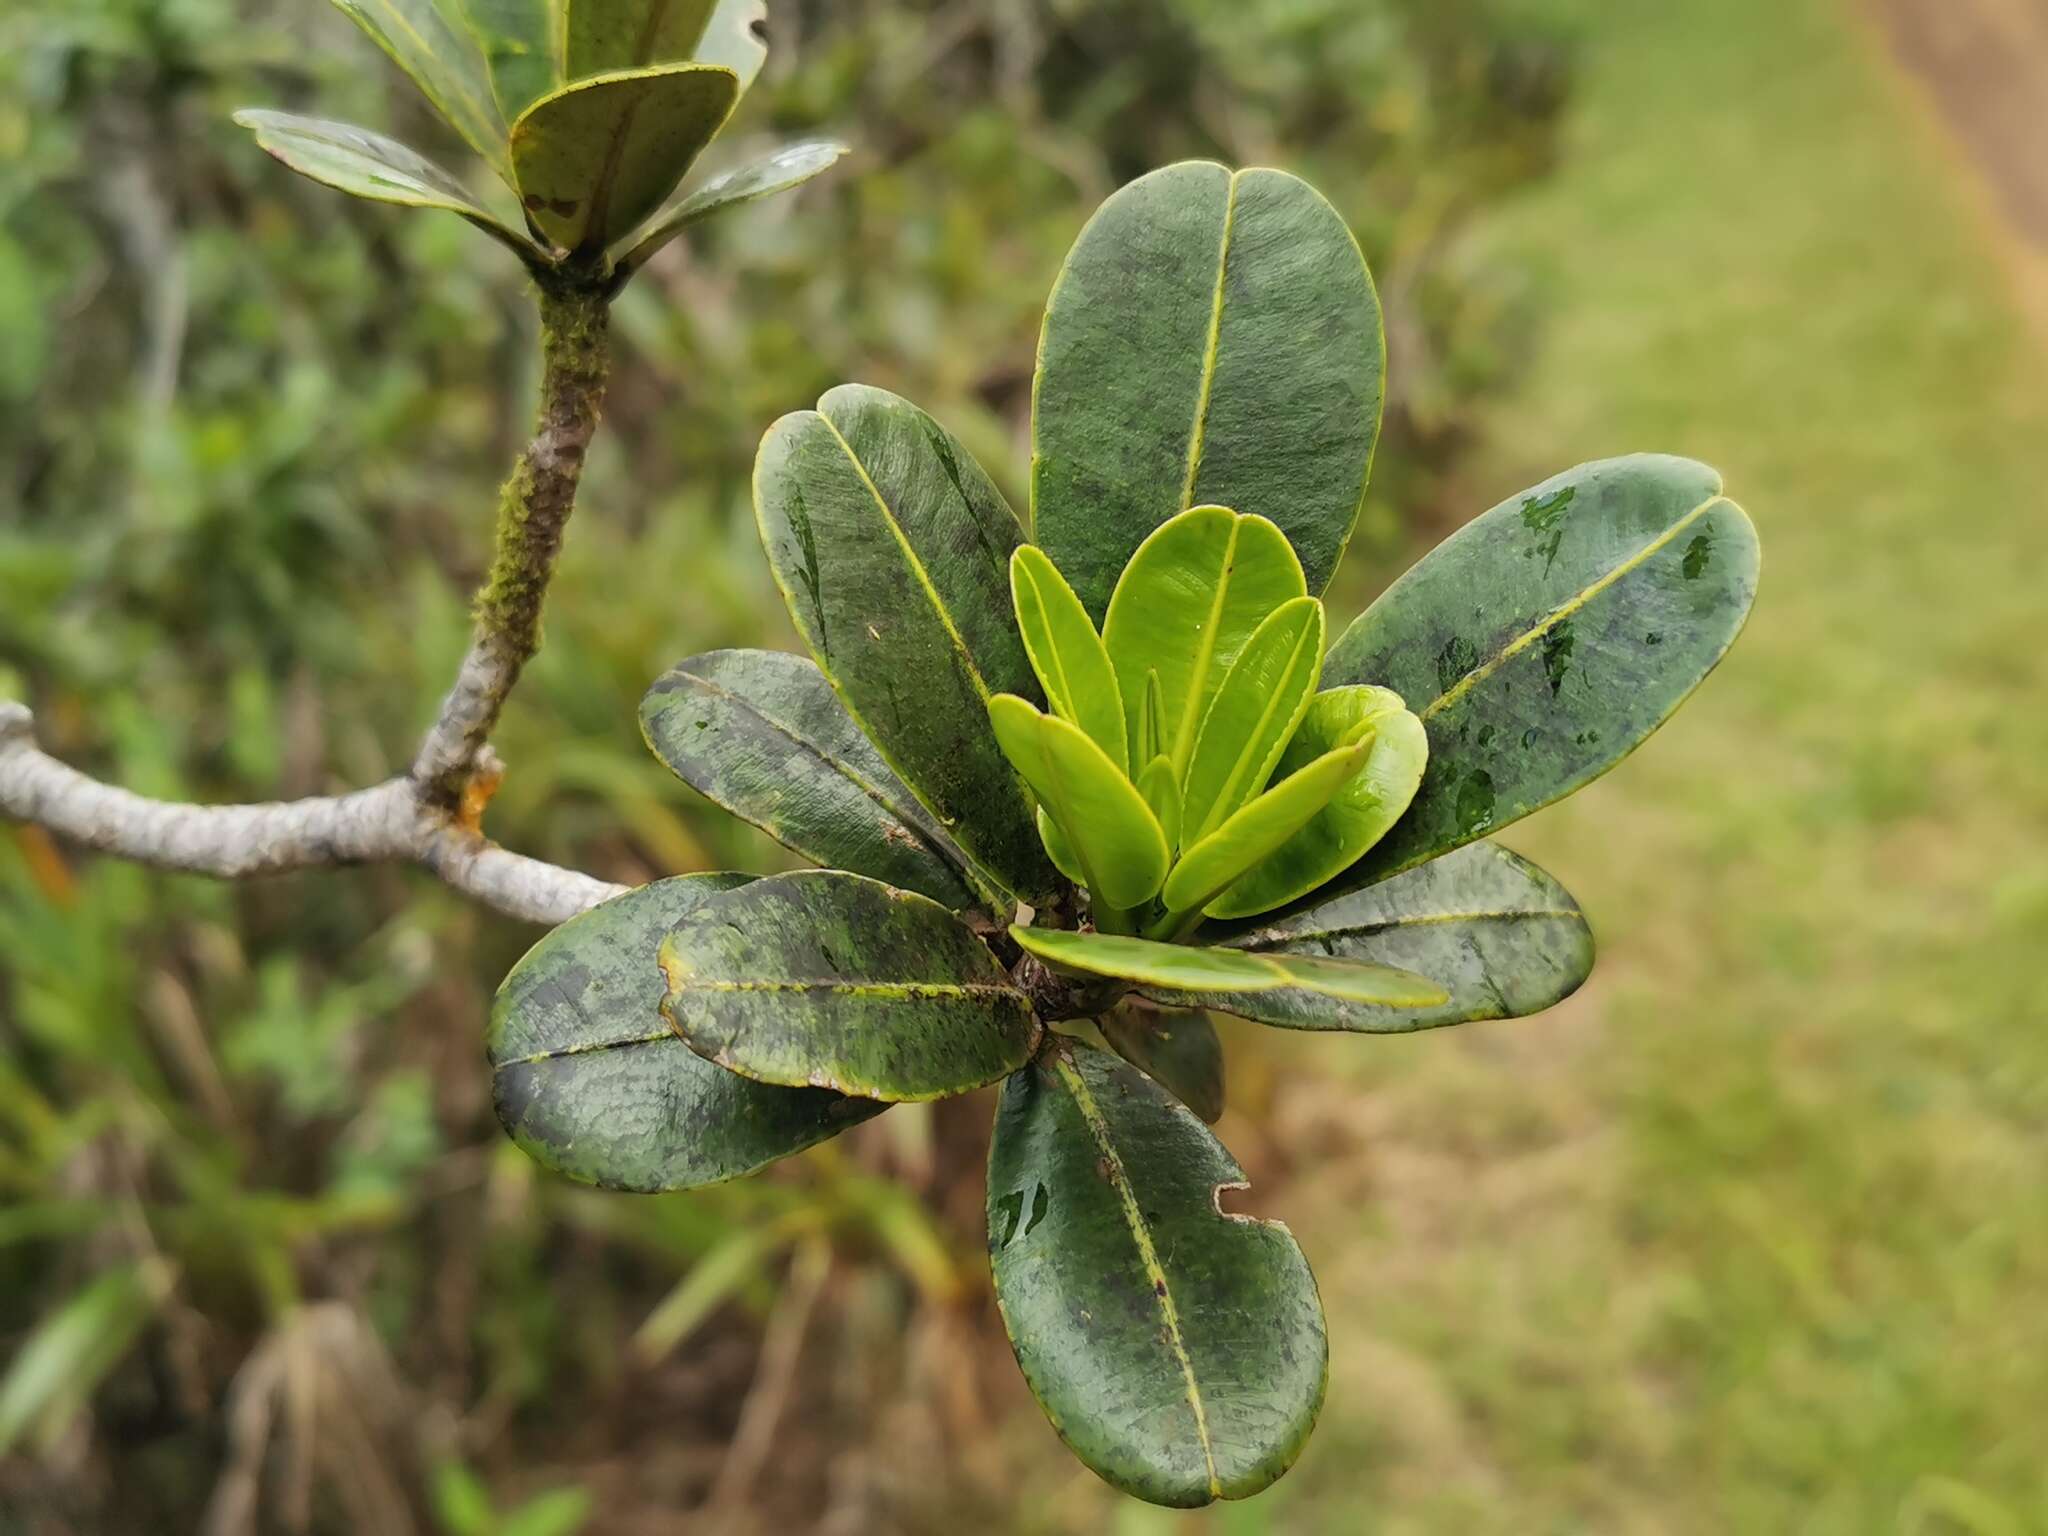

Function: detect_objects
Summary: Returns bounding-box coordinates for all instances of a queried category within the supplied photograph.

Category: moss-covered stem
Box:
[413,281,613,804]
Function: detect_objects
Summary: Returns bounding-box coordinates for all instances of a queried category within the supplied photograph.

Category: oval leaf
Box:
[1103,506,1305,780]
[489,876,884,1192]
[509,63,738,253]
[1215,842,1595,1032]
[989,1041,1325,1506]
[1209,685,1427,920]
[1181,596,1325,845]
[1012,545,1127,771]
[332,0,509,172]
[660,872,1038,1102]
[566,0,766,88]
[988,696,1167,913]
[1010,926,1292,994]
[1033,161,1384,616]
[234,111,538,258]
[640,649,982,911]
[616,138,848,268]
[1099,1005,1225,1124]
[755,386,1054,903]
[1324,456,1760,891]
[457,0,562,121]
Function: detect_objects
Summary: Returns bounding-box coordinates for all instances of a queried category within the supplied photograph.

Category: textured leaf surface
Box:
[617,138,847,266]
[1210,685,1427,920]
[1214,842,1595,1031]
[1012,545,1127,771]
[489,876,882,1192]
[233,111,534,254]
[640,649,979,910]
[755,386,1054,902]
[509,64,737,252]
[1100,1006,1225,1124]
[1034,161,1383,615]
[989,697,1167,913]
[1103,507,1304,779]
[332,0,509,170]
[1181,596,1325,845]
[1325,456,1759,890]
[989,1042,1325,1506]
[457,0,560,119]
[660,873,1037,1102]
[566,0,765,87]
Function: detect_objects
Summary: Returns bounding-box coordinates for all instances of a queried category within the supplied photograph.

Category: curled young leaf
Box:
[1011,545,1127,772]
[1009,925,1441,1011]
[1180,596,1325,846]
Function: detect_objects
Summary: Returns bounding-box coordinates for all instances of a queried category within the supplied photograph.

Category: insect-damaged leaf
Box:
[660,872,1038,1102]
[1323,455,1759,893]
[755,385,1055,904]
[565,0,766,89]
[1212,842,1595,1033]
[330,0,510,173]
[616,138,848,269]
[509,63,737,253]
[640,648,982,911]
[988,1042,1325,1506]
[1099,1004,1225,1125]
[1033,161,1384,617]
[488,876,884,1193]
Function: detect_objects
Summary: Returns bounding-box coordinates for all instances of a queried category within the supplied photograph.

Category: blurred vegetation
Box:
[0,0,1571,1530]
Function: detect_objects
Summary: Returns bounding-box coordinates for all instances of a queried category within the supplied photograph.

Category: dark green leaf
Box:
[1099,1005,1225,1124]
[1324,456,1759,890]
[1033,161,1384,616]
[755,386,1054,903]
[1214,842,1595,1032]
[660,872,1038,1102]
[1180,596,1325,846]
[488,876,883,1193]
[331,0,509,172]
[233,111,539,259]
[616,138,848,268]
[989,1042,1325,1506]
[640,649,982,911]
[565,0,765,86]
[456,0,561,120]
[508,64,737,254]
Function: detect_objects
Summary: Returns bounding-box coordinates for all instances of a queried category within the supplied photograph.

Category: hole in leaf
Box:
[1212,1179,1280,1228]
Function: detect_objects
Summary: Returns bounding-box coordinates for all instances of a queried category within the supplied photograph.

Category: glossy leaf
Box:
[616,138,848,268]
[331,0,509,172]
[508,64,737,253]
[1138,669,1166,764]
[660,872,1038,1102]
[1103,507,1305,779]
[1325,456,1759,890]
[755,385,1054,903]
[233,111,538,259]
[640,648,980,911]
[1034,161,1384,616]
[1138,754,1183,852]
[1012,544,1127,771]
[1209,685,1427,920]
[566,0,766,88]
[1160,734,1374,922]
[1037,807,1088,889]
[989,696,1167,913]
[488,876,883,1193]
[1181,596,1325,845]
[989,1042,1325,1506]
[457,0,561,120]
[1216,842,1594,1031]
[1099,1005,1225,1124]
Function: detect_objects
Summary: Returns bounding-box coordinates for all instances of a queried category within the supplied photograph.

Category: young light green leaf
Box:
[754,386,1053,904]
[1033,161,1384,616]
[640,649,982,911]
[331,0,510,173]
[1138,754,1182,852]
[1323,455,1759,893]
[1037,807,1088,889]
[660,872,1038,1103]
[1208,685,1427,920]
[988,695,1167,913]
[614,138,849,269]
[1099,1005,1225,1124]
[489,876,884,1192]
[1009,926,1295,994]
[1215,842,1594,1032]
[233,111,540,260]
[509,63,738,254]
[1139,669,1166,765]
[1103,506,1305,780]
[0,1259,175,1455]
[1011,544,1127,771]
[1160,733,1375,922]
[566,0,766,87]
[989,1042,1324,1506]
[456,0,562,120]
[1180,596,1325,845]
